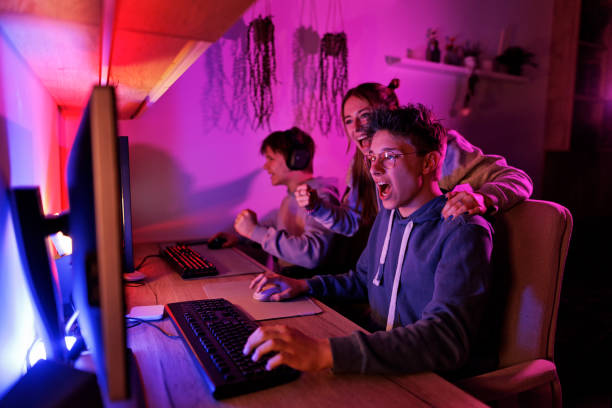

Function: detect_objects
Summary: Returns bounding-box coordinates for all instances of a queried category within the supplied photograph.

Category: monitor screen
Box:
[118,135,135,274]
[67,86,129,400]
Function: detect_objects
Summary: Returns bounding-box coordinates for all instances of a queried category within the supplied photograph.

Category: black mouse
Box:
[208,236,227,249]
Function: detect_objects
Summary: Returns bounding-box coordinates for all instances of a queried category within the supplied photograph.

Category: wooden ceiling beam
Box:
[0,0,255,119]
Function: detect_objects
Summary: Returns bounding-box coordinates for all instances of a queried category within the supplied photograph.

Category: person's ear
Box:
[421,151,441,176]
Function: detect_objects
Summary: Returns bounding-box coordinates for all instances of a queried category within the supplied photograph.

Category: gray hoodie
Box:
[249,177,342,270]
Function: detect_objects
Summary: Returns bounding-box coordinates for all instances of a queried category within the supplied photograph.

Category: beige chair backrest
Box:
[491,199,572,367]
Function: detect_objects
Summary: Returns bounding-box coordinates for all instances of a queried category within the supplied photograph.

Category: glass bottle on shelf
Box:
[426,28,441,63]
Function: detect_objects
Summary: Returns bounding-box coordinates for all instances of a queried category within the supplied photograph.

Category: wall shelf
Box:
[385,56,528,83]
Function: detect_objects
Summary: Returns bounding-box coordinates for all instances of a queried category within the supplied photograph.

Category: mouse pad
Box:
[163,244,266,277]
[202,280,322,321]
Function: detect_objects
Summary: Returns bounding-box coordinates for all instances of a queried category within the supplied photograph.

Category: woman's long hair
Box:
[341,79,400,227]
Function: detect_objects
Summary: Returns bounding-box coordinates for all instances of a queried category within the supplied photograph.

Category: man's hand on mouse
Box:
[208,232,238,248]
[243,325,333,372]
[234,209,258,238]
[249,271,308,302]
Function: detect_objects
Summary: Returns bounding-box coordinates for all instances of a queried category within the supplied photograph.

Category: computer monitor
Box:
[67,86,129,400]
[10,86,130,401]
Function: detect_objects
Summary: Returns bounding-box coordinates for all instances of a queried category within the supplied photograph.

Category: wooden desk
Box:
[126,244,487,408]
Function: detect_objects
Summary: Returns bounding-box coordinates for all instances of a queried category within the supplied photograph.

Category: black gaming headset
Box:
[285,127,312,171]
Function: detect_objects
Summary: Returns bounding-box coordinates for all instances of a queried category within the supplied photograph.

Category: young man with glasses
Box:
[242,105,497,378]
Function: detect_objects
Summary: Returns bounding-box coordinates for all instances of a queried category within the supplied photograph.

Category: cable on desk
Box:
[135,253,163,270]
[145,280,159,304]
[123,254,162,289]
[125,255,161,304]
[125,277,159,304]
[126,317,181,339]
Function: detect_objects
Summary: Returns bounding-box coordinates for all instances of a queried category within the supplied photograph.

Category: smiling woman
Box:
[295,80,401,238]
[343,97,374,150]
[295,79,533,240]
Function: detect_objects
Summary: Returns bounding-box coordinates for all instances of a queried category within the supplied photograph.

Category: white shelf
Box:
[385,56,528,83]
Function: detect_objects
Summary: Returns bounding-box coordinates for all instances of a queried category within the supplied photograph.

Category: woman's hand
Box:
[442,187,487,219]
[249,271,309,302]
[243,325,333,372]
[295,184,319,211]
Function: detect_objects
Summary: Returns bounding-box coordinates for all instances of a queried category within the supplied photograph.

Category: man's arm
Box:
[305,211,381,299]
[306,186,363,237]
[440,130,533,214]
[249,183,343,269]
[242,231,377,371]
[250,223,334,269]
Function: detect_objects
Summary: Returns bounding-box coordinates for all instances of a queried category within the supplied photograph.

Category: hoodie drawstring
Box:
[386,219,413,330]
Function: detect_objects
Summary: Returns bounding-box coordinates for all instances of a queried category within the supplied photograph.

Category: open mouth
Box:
[357,135,371,149]
[377,181,391,199]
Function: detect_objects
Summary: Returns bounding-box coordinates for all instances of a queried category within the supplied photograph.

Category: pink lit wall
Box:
[0,32,63,396]
[58,108,84,209]
[120,0,554,243]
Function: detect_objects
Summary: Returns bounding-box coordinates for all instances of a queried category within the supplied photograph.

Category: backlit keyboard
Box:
[165,298,300,399]
[162,244,217,278]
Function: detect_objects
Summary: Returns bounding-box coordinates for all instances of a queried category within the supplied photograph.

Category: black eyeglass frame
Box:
[364,150,423,169]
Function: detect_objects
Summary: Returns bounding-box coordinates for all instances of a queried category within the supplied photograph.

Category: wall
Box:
[0,32,62,396]
[121,0,554,244]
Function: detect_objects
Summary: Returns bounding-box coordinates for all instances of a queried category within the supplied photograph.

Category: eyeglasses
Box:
[364,151,421,169]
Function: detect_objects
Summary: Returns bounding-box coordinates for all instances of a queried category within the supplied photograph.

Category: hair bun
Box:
[387,78,400,90]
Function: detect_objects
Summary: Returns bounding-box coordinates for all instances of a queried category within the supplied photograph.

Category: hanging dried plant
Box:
[201,41,227,128]
[319,32,348,135]
[292,26,320,132]
[246,15,277,129]
[227,31,249,132]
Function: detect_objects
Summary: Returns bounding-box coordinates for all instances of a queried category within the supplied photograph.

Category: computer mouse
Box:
[252,285,281,302]
[208,236,227,250]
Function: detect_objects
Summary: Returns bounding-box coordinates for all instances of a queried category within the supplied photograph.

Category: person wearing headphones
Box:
[210,127,346,277]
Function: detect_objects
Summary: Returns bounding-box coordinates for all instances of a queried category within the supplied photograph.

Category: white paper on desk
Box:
[202,280,322,321]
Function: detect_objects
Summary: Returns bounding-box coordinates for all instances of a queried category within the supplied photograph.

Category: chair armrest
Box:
[455,359,559,402]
